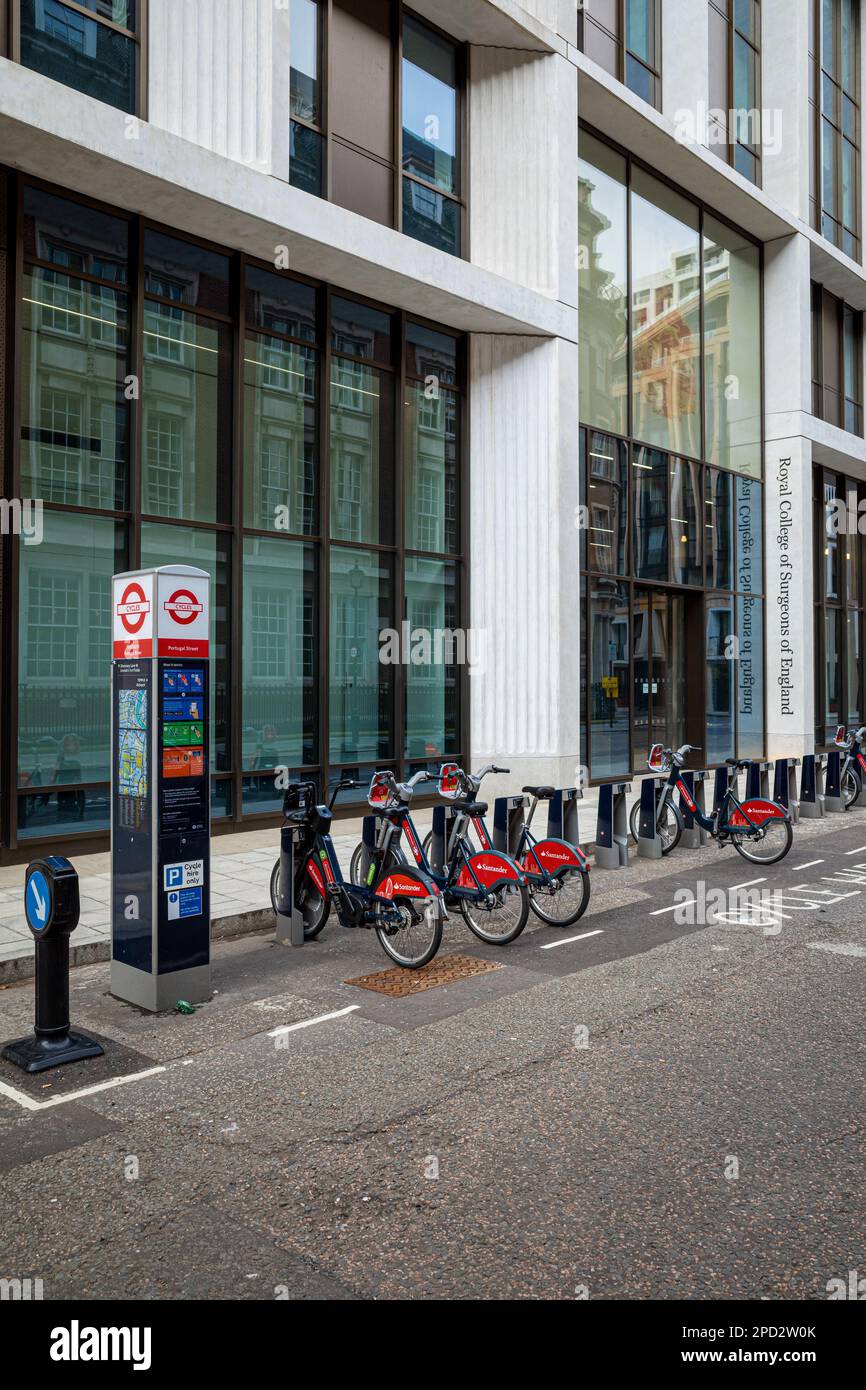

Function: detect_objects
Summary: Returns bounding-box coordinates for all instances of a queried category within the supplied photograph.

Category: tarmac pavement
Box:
[0,811,864,1300]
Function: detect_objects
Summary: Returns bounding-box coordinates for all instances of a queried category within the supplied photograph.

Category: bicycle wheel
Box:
[460,881,529,944]
[375,900,442,968]
[349,841,406,886]
[731,819,793,865]
[630,796,682,854]
[528,866,590,927]
[269,856,329,940]
[842,766,862,809]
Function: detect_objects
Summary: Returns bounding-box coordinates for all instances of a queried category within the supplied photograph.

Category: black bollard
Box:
[2,858,104,1074]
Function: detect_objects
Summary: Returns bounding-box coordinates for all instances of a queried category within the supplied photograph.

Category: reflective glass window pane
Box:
[242,537,318,791]
[706,595,735,762]
[140,524,232,772]
[734,0,757,42]
[330,361,394,544]
[23,187,129,283]
[404,381,459,553]
[245,263,317,343]
[842,0,857,95]
[144,231,231,317]
[626,0,655,65]
[404,557,460,760]
[21,268,129,509]
[17,511,125,802]
[402,16,458,194]
[578,132,628,434]
[737,592,764,757]
[733,34,758,120]
[735,475,763,593]
[402,178,461,256]
[704,216,761,476]
[20,0,136,114]
[631,168,701,456]
[142,306,231,523]
[633,447,668,580]
[290,121,324,197]
[290,0,319,123]
[845,482,860,601]
[405,321,459,387]
[329,548,394,764]
[585,431,627,574]
[589,579,630,777]
[625,54,655,104]
[706,468,733,589]
[670,457,702,585]
[244,334,318,535]
[331,297,392,363]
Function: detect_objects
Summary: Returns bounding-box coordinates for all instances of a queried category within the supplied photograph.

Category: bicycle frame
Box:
[511,796,588,883]
[400,800,524,904]
[646,748,789,838]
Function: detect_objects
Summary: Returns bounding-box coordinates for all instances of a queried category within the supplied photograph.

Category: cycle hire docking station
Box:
[110,566,211,1012]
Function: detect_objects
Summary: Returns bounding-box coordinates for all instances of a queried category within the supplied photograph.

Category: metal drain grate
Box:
[345,953,503,997]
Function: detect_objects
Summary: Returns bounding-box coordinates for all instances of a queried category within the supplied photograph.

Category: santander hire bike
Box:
[351,764,531,944]
[269,777,445,968]
[833,724,866,807]
[629,743,793,864]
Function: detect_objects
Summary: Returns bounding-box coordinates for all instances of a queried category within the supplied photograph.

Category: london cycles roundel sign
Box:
[156,572,209,657]
[113,574,154,658]
[163,589,203,626]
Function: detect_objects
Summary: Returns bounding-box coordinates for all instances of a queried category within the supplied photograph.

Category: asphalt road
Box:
[0,814,864,1301]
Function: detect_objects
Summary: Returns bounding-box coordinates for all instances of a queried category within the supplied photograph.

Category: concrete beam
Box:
[0,61,575,341]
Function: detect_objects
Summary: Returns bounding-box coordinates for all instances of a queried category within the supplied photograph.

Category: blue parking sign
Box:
[164,864,183,890]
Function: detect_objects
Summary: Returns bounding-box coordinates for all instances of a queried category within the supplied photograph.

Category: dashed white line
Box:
[0,1065,166,1113]
[649,902,689,917]
[267,1004,360,1037]
[844,845,866,854]
[792,859,824,871]
[540,929,604,951]
[729,878,767,890]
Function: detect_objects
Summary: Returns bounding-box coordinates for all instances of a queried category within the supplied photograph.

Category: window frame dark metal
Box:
[577,0,663,112]
[8,0,147,120]
[810,0,861,261]
[578,122,766,782]
[0,169,468,859]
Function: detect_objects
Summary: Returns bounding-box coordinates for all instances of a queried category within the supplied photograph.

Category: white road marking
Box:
[844,845,866,854]
[267,1004,360,1037]
[540,929,604,951]
[807,942,866,958]
[0,1065,166,1113]
[729,878,767,890]
[792,859,824,871]
[649,902,689,916]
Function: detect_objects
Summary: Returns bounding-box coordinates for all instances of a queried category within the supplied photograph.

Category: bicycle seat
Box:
[725,758,750,770]
[452,799,487,814]
[523,785,555,799]
[286,810,309,825]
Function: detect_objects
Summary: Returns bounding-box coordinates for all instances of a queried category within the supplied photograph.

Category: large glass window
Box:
[329,547,395,765]
[704,217,762,476]
[242,537,317,810]
[578,134,765,778]
[5,182,466,850]
[814,466,865,746]
[811,0,861,259]
[290,0,324,196]
[812,281,864,435]
[401,15,462,255]
[20,187,130,510]
[708,1,762,184]
[18,0,140,114]
[142,232,232,525]
[578,0,661,108]
[404,557,459,760]
[17,512,125,837]
[578,133,628,435]
[630,169,702,458]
